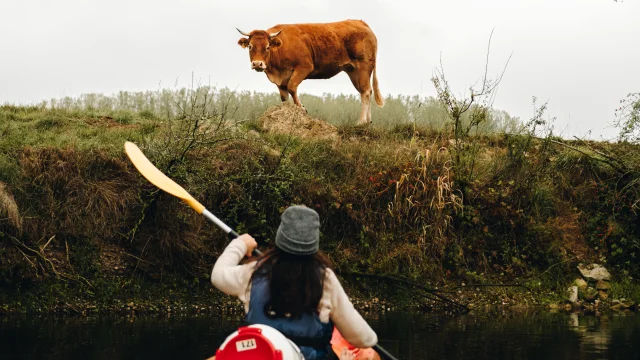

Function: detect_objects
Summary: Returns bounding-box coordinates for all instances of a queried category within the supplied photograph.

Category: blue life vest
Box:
[245,275,334,360]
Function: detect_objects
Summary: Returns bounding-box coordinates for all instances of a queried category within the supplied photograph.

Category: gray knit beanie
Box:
[275,205,320,255]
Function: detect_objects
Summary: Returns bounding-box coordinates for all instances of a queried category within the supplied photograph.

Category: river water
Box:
[1,309,638,360]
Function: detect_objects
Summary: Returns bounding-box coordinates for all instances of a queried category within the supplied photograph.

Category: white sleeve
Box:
[327,269,378,348]
[210,238,254,299]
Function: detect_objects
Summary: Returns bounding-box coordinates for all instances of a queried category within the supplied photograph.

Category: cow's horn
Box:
[269,30,282,38]
[236,28,251,37]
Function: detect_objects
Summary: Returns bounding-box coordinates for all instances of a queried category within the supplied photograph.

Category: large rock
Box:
[584,290,597,302]
[610,303,625,311]
[610,300,634,311]
[621,300,635,309]
[577,263,611,281]
[574,278,588,290]
[596,280,611,290]
[598,291,609,301]
[567,286,579,303]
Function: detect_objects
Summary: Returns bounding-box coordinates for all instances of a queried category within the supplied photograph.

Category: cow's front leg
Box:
[278,85,289,102]
[286,67,313,109]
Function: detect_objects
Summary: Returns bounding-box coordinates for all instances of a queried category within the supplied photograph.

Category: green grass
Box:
[0,105,152,153]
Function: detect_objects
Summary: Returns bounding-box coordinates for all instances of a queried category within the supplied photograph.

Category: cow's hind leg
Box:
[347,66,374,125]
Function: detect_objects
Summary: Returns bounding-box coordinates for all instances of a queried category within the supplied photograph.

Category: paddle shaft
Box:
[202,209,262,256]
[374,344,399,360]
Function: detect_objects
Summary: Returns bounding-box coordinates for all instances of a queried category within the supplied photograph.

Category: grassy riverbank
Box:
[1,87,639,315]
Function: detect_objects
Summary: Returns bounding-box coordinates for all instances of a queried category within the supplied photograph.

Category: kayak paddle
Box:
[124,141,261,256]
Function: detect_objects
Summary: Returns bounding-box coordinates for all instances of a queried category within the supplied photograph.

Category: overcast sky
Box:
[1,0,638,140]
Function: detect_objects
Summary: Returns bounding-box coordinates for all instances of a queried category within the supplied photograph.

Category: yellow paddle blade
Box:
[124,141,205,214]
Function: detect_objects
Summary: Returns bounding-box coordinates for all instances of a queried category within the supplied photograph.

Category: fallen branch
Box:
[447,283,530,292]
[9,235,93,288]
[572,136,632,168]
[549,139,626,173]
[524,256,577,282]
[40,235,56,252]
[339,271,469,313]
[123,251,154,265]
[16,247,38,271]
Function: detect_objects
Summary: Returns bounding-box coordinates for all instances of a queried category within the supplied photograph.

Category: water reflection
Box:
[566,311,638,359]
[0,314,243,360]
[0,310,638,360]
[367,308,640,360]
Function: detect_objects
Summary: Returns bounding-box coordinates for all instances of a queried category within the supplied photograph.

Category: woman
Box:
[210,205,378,360]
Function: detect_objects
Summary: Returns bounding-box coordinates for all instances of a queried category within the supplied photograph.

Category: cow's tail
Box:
[372,64,384,107]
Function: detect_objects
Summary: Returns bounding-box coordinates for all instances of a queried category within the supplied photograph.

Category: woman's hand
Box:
[237,234,257,257]
[340,348,356,360]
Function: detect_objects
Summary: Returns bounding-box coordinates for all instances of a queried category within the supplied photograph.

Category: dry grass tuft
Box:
[386,144,463,257]
[18,146,141,240]
[0,181,22,234]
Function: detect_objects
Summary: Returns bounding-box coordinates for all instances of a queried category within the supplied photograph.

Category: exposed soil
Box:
[258,103,338,141]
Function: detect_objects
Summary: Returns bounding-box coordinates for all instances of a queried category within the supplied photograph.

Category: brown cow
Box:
[236,19,384,125]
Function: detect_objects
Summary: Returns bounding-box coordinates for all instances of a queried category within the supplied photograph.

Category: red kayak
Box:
[207,324,380,360]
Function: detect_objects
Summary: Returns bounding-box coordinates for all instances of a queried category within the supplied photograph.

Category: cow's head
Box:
[237,28,283,72]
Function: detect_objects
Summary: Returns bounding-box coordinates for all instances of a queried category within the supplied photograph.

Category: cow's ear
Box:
[270,37,282,48]
[238,38,249,48]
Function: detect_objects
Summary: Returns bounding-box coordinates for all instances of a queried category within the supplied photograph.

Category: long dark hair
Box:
[247,246,333,319]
